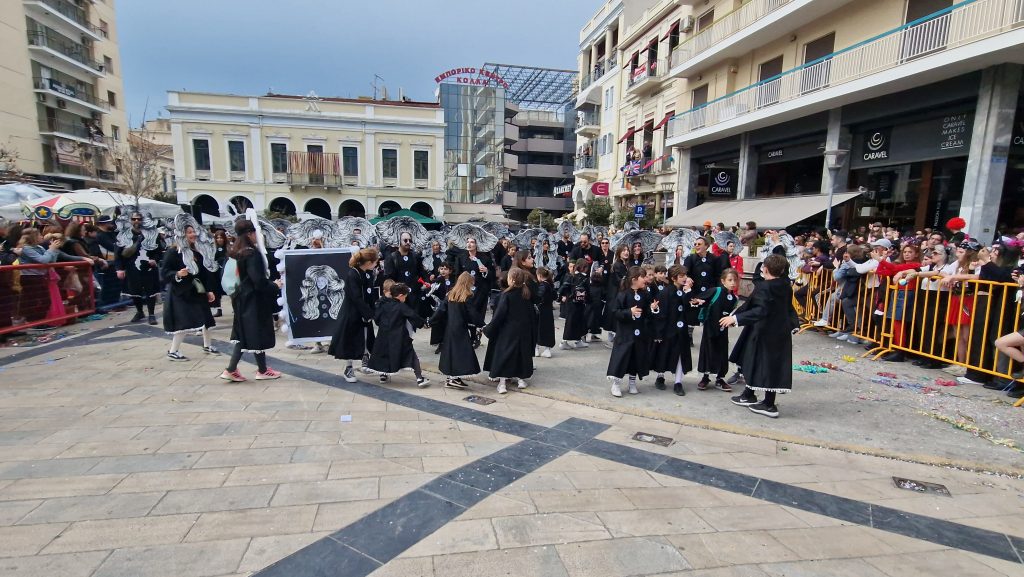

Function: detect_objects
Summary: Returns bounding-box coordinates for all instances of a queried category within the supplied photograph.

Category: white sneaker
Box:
[836,333,850,342]
[828,331,849,339]
[813,319,828,327]
[560,341,575,350]
[540,348,552,358]
[575,340,589,348]
[497,382,508,394]
[534,346,540,357]
[610,381,622,397]
[956,376,985,386]
[343,367,357,383]
[516,378,528,389]
[627,379,639,395]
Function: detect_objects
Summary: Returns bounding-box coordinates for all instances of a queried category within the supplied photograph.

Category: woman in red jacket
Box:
[876,243,923,362]
[726,240,743,296]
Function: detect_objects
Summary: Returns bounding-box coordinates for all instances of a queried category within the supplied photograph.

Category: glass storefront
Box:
[693,153,739,207]
[439,83,506,204]
[755,138,825,198]
[847,157,966,231]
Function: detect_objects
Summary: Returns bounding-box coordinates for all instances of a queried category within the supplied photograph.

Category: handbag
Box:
[192,278,206,294]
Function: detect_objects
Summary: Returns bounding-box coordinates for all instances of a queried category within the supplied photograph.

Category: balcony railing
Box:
[33,77,109,110]
[668,0,1024,140]
[671,0,793,69]
[286,151,341,187]
[26,30,104,73]
[627,58,667,90]
[575,111,599,131]
[31,0,102,36]
[40,117,99,141]
[574,155,597,171]
[578,53,616,94]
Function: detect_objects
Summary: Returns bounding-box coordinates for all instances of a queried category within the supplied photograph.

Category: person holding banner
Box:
[329,247,380,383]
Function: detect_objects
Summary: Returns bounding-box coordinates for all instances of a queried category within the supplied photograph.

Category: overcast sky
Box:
[118,0,596,126]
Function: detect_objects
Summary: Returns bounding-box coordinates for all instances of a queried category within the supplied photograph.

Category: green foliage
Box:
[527,208,550,229]
[583,198,613,227]
[263,210,298,223]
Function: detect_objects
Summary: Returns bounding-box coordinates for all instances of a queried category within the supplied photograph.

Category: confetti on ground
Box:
[842,355,857,363]
[794,365,829,374]
[919,410,1023,452]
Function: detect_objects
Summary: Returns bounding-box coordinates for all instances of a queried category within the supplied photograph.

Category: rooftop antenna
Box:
[371,75,385,100]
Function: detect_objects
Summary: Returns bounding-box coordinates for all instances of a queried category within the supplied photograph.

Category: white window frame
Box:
[226,139,246,175]
[191,137,211,174]
[412,148,430,182]
[342,145,360,177]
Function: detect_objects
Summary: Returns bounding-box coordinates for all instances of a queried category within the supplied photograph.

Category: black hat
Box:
[96,215,114,224]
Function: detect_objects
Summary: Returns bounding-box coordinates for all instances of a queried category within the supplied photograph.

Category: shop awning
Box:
[662,21,679,40]
[623,53,637,69]
[643,37,658,51]
[617,128,636,143]
[369,209,440,225]
[654,112,674,130]
[665,192,863,229]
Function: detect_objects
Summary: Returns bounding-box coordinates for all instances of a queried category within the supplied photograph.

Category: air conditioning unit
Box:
[36,93,47,103]
[681,15,695,34]
[57,99,67,109]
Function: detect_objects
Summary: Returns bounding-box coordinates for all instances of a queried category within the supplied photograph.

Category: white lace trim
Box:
[164,324,205,336]
[747,386,790,393]
[229,339,267,354]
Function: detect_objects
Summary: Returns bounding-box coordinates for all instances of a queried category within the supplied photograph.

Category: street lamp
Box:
[822,149,849,230]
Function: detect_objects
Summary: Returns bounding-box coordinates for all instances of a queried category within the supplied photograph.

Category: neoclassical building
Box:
[167,91,446,221]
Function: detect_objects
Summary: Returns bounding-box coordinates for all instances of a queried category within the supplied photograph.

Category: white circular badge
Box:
[634,329,641,336]
[677,305,683,312]
[403,255,408,261]
[676,290,683,297]
[701,271,707,277]
[634,294,641,302]
[676,321,684,328]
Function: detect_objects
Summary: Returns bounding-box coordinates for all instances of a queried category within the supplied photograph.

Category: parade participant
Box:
[211,230,229,317]
[559,258,590,349]
[650,264,693,395]
[607,266,659,397]
[595,237,613,273]
[653,265,668,293]
[219,219,282,382]
[726,241,743,296]
[161,215,219,361]
[602,244,631,342]
[684,237,719,295]
[328,247,379,383]
[369,283,429,387]
[382,229,424,310]
[116,211,165,325]
[724,254,800,418]
[423,240,446,281]
[536,267,556,358]
[667,245,686,267]
[455,236,494,336]
[427,262,453,354]
[483,268,536,394]
[586,265,606,342]
[430,272,481,389]
[569,233,601,264]
[628,242,645,267]
[694,269,740,391]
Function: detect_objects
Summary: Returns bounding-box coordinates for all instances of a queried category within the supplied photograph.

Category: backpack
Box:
[697,287,722,324]
[573,284,588,303]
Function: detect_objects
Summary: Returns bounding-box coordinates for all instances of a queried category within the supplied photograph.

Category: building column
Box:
[364,130,376,187]
[820,107,852,205]
[674,147,696,212]
[605,29,614,58]
[736,133,756,200]
[170,122,188,204]
[962,64,1021,241]
[249,124,264,184]
[590,44,599,73]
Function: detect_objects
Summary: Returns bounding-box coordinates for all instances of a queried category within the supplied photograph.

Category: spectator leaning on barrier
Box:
[957,242,1021,387]
[904,244,957,368]
[875,242,923,362]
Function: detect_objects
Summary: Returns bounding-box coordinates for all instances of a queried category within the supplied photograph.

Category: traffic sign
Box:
[634,205,645,219]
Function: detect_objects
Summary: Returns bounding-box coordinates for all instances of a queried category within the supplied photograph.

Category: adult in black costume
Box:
[161,215,218,361]
[483,268,536,394]
[383,231,423,309]
[328,247,380,383]
[116,211,165,325]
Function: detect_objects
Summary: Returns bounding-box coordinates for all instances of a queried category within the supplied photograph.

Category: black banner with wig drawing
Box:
[281,247,356,343]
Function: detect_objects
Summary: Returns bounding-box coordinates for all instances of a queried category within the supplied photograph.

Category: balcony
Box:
[286,151,341,188]
[575,111,600,137]
[43,158,117,182]
[667,0,1024,147]
[668,0,856,79]
[23,0,103,42]
[39,117,107,147]
[573,155,598,180]
[33,77,108,114]
[26,30,105,80]
[504,122,519,144]
[575,54,616,107]
[626,58,668,96]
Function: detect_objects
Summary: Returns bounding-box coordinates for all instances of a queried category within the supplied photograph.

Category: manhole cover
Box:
[893,477,951,497]
[632,432,674,447]
[464,395,496,406]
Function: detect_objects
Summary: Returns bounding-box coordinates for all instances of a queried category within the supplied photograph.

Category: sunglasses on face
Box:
[131,218,142,222]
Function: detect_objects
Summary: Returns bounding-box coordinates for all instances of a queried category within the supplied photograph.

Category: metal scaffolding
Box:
[480,63,576,111]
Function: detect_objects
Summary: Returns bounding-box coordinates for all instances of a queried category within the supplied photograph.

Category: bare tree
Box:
[108,126,169,205]
[0,141,24,184]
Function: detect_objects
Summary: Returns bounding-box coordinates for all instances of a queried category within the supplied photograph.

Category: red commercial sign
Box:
[435,67,509,89]
[591,182,610,196]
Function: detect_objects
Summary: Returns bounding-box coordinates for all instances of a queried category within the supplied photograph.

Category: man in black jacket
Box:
[383,231,423,310]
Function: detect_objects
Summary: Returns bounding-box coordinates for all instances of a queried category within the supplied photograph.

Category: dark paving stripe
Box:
[0,324,130,367]
[121,325,1024,567]
[255,418,606,575]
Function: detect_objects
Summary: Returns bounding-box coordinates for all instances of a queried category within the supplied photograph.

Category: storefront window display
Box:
[847,157,966,232]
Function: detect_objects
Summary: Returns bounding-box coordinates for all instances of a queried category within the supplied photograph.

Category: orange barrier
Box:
[0,261,95,335]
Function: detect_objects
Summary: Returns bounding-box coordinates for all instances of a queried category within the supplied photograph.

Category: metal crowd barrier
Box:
[0,261,96,335]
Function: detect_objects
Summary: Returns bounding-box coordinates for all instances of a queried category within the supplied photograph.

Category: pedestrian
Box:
[694,268,740,391]
[328,247,379,383]
[535,267,556,358]
[369,283,429,387]
[724,254,801,418]
[482,268,536,394]
[210,229,229,318]
[586,265,606,342]
[607,266,659,397]
[161,215,218,362]
[219,219,282,382]
[116,211,165,325]
[603,244,630,341]
[430,272,481,389]
[650,264,694,395]
[559,258,590,349]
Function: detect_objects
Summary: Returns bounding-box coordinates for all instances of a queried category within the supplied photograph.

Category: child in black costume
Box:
[650,265,694,396]
[428,262,453,354]
[368,283,429,388]
[694,269,740,392]
[606,266,659,398]
[430,272,482,389]
[535,267,556,358]
[559,259,590,349]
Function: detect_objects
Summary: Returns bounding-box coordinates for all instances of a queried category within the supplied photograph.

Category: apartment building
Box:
[0,0,128,190]
[658,0,1024,235]
[129,118,174,199]
[166,91,446,221]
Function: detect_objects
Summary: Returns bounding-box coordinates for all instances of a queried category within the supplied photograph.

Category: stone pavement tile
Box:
[0,500,40,526]
[224,420,316,435]
[652,566,772,577]
[565,469,663,490]
[954,514,1024,535]
[778,506,855,528]
[648,471,703,488]
[249,432,341,449]
[759,559,897,577]
[382,443,468,458]
[507,472,577,492]
[733,464,885,485]
[111,468,231,493]
[192,447,296,469]
[236,531,332,573]
[270,478,379,507]
[530,489,636,513]
[91,538,251,577]
[458,492,537,521]
[42,514,198,554]
[327,458,422,480]
[385,420,460,432]
[185,505,317,542]
[557,536,691,577]
[431,546,569,577]
[0,551,109,577]
[401,519,498,558]
[188,411,275,425]
[157,436,256,454]
[947,493,1024,517]
[380,474,443,499]
[491,512,610,548]
[0,457,102,479]
[18,491,164,524]
[597,507,717,537]
[964,552,1024,577]
[107,412,201,427]
[770,525,902,560]
[245,401,323,412]
[536,453,628,472]
[133,424,231,441]
[311,498,395,532]
[291,444,384,463]
[307,420,388,433]
[57,440,165,459]
[0,430,64,445]
[88,452,202,475]
[151,485,275,515]
[0,522,68,557]
[791,478,900,501]
[418,430,499,444]
[693,505,810,532]
[222,462,329,487]
[464,441,518,457]
[0,444,73,461]
[0,474,125,501]
[367,557,435,577]
[868,496,982,520]
[421,456,474,473]
[666,531,801,568]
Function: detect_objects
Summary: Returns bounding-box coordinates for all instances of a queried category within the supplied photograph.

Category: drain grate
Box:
[464,395,496,406]
[893,477,951,497]
[632,432,674,447]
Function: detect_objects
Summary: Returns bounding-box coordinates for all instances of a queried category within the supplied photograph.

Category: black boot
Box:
[880,351,905,362]
[674,382,685,396]
[130,311,144,323]
[655,375,666,390]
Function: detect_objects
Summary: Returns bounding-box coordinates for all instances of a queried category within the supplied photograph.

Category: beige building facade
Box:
[167,92,446,221]
[0,0,127,189]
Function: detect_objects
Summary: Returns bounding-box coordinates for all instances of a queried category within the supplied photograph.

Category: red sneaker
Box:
[255,368,282,380]
[219,370,246,382]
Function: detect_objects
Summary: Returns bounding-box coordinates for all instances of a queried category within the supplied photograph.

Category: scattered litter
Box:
[877,372,897,379]
[893,476,951,496]
[934,378,957,387]
[800,360,839,370]
[794,365,829,374]
[633,432,674,447]
[340,415,352,422]
[83,313,107,322]
[919,410,1023,452]
[464,395,496,406]
[842,355,857,363]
